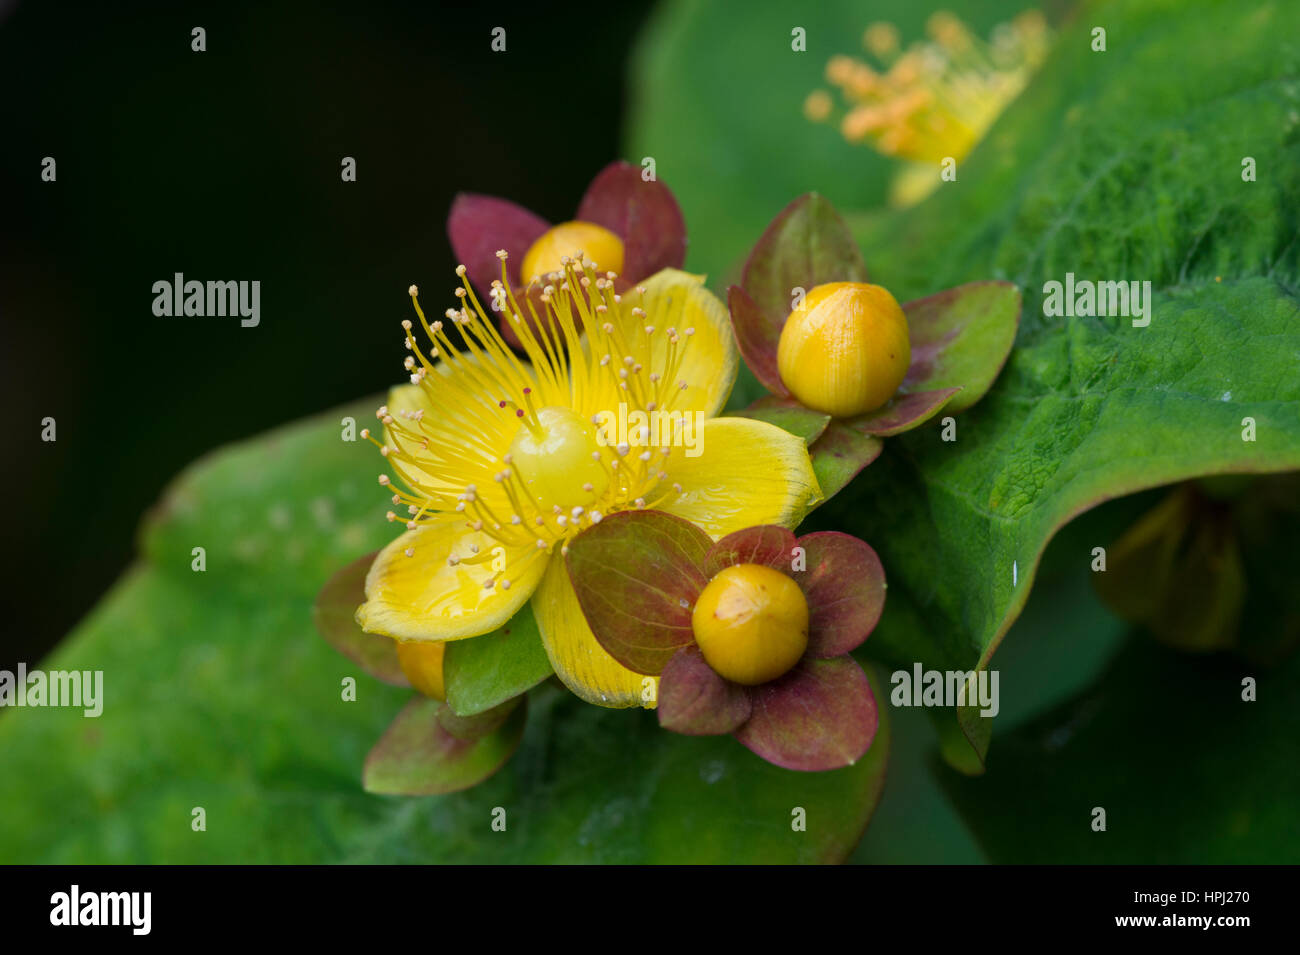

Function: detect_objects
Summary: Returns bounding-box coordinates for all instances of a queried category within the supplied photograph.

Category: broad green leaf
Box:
[0,401,889,863]
[364,696,527,796]
[139,396,395,594]
[863,486,1300,862]
[442,605,553,716]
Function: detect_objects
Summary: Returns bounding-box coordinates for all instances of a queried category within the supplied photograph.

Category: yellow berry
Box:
[776,282,911,417]
[691,564,809,686]
[395,639,447,701]
[521,221,625,282]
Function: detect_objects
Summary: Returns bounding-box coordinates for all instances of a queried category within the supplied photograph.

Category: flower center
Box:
[365,253,700,589]
[508,405,610,514]
[691,564,809,686]
[777,281,911,417]
[522,221,625,284]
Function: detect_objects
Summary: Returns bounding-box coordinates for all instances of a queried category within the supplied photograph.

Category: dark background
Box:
[0,0,655,669]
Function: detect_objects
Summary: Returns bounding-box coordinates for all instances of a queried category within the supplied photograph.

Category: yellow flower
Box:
[356,254,822,708]
[805,9,1050,206]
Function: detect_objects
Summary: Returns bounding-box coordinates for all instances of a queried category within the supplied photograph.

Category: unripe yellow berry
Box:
[396,639,446,701]
[691,564,809,686]
[521,221,625,282]
[776,282,911,417]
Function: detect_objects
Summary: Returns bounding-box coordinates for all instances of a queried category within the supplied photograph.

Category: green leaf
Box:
[138,398,395,595]
[442,604,553,716]
[364,696,527,796]
[733,396,830,444]
[808,422,883,501]
[852,495,1150,862]
[0,400,889,862]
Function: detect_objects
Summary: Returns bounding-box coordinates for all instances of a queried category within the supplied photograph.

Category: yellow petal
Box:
[379,384,452,496]
[395,640,446,700]
[660,417,822,538]
[638,269,738,418]
[357,518,549,641]
[586,269,737,420]
[383,383,456,494]
[531,557,657,709]
[384,358,534,495]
